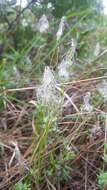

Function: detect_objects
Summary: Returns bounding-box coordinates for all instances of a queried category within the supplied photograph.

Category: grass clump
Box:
[98,171,107,189]
[14,182,31,190]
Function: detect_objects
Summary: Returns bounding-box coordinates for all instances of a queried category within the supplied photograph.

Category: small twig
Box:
[2,75,107,95]
[4,86,36,92]
[85,154,88,190]
[60,75,107,86]
[45,175,56,190]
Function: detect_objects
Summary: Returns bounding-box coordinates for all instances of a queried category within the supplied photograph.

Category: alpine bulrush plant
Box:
[30,66,64,186]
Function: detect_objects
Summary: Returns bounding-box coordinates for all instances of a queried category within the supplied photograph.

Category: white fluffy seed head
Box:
[56,16,66,41]
[81,92,93,112]
[37,67,61,106]
[37,14,49,33]
[66,38,77,61]
[42,66,55,86]
[47,2,52,8]
[58,59,70,81]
